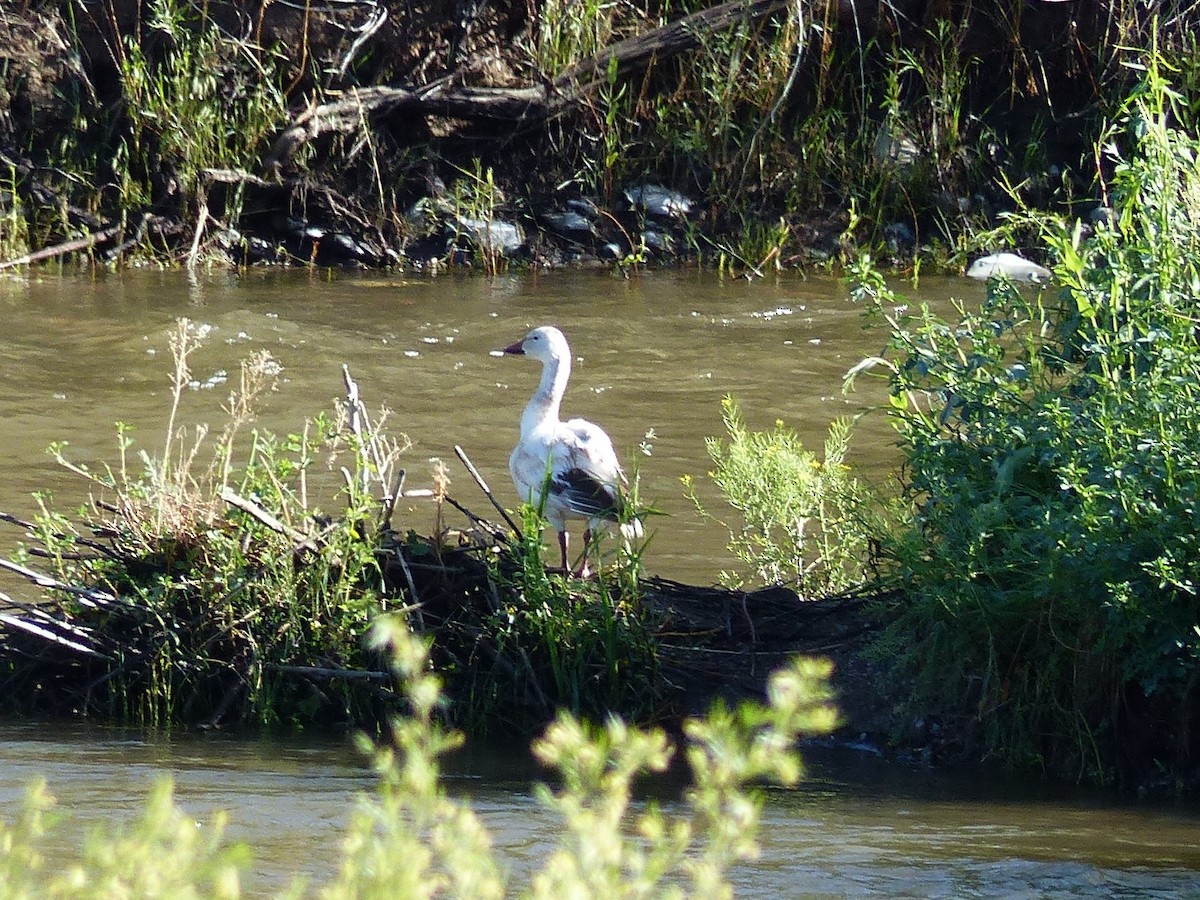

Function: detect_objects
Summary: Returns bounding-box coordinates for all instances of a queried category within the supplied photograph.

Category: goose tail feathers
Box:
[619,517,644,542]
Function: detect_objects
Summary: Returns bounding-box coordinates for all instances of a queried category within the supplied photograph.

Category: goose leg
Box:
[558,530,570,573]
[575,528,594,578]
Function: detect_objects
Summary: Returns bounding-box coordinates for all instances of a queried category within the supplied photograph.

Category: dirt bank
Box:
[1,1,1186,271]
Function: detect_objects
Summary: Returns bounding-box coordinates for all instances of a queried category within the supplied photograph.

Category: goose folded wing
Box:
[550,419,628,520]
[550,466,623,521]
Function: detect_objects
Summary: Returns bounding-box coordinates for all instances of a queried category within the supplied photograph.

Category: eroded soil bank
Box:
[1,1,1187,271]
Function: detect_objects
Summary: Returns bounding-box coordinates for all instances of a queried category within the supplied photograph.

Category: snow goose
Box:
[502,325,641,575]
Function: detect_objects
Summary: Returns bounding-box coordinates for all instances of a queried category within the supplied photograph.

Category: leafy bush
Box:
[849,61,1200,785]
[684,396,882,596]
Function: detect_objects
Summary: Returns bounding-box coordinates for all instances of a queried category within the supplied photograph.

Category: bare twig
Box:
[220,486,320,553]
[443,495,508,541]
[103,212,154,262]
[336,4,389,78]
[0,557,123,608]
[0,510,118,558]
[378,466,406,532]
[393,548,426,631]
[342,364,394,498]
[341,365,371,494]
[186,192,211,270]
[199,167,273,187]
[454,444,521,534]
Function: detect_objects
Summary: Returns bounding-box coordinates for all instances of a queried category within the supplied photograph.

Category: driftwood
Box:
[220,486,321,553]
[0,224,121,271]
[263,0,792,169]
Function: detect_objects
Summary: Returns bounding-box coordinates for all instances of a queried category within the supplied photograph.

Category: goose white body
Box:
[503,325,638,573]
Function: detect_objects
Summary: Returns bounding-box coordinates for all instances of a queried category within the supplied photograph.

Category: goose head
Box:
[503,325,569,362]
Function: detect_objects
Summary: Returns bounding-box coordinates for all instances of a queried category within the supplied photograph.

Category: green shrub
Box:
[684,396,883,596]
[849,60,1200,785]
[33,320,407,729]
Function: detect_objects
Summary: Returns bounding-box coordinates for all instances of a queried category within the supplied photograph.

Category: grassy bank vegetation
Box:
[2,1,1200,269]
[0,617,837,896]
[678,62,1200,791]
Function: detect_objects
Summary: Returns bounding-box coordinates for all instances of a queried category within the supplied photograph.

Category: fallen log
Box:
[551,0,792,99]
[263,84,550,173]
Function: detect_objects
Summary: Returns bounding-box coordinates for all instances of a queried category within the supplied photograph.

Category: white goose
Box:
[502,325,641,574]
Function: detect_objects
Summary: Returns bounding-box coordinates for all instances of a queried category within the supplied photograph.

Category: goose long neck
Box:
[521,350,570,435]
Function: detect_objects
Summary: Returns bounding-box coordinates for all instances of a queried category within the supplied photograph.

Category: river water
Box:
[0,269,1198,896]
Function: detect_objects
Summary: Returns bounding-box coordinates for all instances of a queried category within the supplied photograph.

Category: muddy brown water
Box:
[0,267,902,584]
[1,270,1198,896]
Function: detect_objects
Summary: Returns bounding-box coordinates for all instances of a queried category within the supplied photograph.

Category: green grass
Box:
[463,473,659,732]
[0,166,30,262]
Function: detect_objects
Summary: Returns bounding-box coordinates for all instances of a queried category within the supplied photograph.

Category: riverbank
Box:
[2,2,1196,273]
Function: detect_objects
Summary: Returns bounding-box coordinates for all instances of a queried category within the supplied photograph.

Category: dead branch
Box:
[220,486,321,553]
[0,557,124,608]
[454,444,521,535]
[0,224,121,270]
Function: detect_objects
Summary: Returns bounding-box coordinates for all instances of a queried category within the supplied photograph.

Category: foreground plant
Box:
[0,779,247,898]
[0,618,837,898]
[849,62,1200,787]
